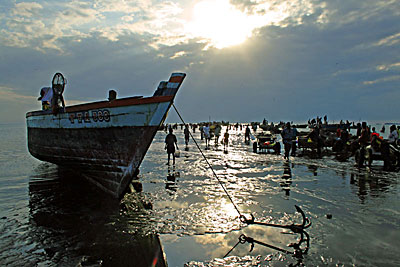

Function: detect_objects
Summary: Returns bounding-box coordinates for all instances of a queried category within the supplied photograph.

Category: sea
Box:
[0,122,399,267]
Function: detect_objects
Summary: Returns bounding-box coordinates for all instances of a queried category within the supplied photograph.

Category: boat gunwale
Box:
[26,95,174,118]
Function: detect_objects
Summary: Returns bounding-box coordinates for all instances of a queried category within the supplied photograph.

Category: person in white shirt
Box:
[388,125,398,146]
[203,124,210,149]
[37,87,53,110]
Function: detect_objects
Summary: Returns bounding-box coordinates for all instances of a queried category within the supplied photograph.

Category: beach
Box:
[0,122,399,266]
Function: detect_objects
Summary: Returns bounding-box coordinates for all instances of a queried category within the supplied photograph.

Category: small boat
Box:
[320,123,351,131]
[26,72,186,198]
[253,131,281,154]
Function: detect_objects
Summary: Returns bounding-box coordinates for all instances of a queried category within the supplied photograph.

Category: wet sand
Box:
[141,126,399,266]
[0,123,399,266]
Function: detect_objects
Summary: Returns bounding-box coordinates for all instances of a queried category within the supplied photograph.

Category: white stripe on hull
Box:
[27,101,170,129]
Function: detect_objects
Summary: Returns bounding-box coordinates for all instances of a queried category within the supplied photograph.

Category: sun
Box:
[186,0,253,49]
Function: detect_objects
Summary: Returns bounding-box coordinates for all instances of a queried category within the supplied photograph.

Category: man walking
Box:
[281,122,296,161]
[165,127,179,165]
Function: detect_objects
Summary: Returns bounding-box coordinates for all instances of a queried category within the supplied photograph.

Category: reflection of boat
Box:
[26,73,186,198]
[29,165,167,266]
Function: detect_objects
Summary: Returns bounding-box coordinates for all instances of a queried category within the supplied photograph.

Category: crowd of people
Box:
[163,121,400,170]
[163,123,231,166]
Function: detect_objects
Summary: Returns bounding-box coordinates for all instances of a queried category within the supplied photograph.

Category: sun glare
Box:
[186,0,253,49]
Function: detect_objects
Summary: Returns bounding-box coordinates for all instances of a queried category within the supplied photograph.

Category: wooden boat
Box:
[320,123,351,131]
[26,72,186,198]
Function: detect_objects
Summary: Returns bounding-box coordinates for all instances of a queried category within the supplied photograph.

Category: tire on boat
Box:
[253,142,258,153]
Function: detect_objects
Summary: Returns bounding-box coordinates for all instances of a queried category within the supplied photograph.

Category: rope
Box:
[172,104,244,218]
[223,237,243,258]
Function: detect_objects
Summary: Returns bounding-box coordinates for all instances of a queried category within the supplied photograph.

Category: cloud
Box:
[0,86,36,103]
[363,75,400,85]
[60,1,102,25]
[376,62,400,71]
[0,0,399,123]
[93,0,147,13]
[373,32,400,47]
[1,1,96,52]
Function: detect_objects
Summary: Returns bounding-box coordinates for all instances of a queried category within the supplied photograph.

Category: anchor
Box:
[240,205,311,234]
[225,205,311,259]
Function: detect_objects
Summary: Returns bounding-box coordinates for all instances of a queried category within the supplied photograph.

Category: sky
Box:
[0,0,399,124]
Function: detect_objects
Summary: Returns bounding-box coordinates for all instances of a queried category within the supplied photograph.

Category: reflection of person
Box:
[165,127,178,165]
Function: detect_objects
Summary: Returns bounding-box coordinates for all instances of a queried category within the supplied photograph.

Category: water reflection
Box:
[307,164,318,176]
[350,171,397,204]
[280,162,292,197]
[166,165,178,193]
[110,129,400,265]
[28,164,166,266]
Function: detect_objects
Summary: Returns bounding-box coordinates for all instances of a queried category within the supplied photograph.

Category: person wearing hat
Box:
[37,87,53,110]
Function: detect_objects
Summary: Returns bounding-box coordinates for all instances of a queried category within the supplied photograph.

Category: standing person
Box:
[245,125,251,143]
[307,125,322,157]
[388,125,398,147]
[165,127,179,166]
[200,125,204,140]
[397,126,400,145]
[356,123,362,137]
[370,127,379,140]
[37,87,53,110]
[184,125,190,149]
[291,125,298,157]
[223,128,229,152]
[358,122,370,146]
[281,122,296,160]
[214,124,222,146]
[356,122,371,168]
[203,123,210,148]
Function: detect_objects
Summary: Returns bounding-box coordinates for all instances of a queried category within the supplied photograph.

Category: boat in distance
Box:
[26,72,186,199]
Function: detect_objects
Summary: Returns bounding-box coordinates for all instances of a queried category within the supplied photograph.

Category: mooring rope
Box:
[172,104,311,260]
[172,104,244,219]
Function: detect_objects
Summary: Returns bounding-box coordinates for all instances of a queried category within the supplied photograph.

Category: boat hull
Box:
[28,125,159,197]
